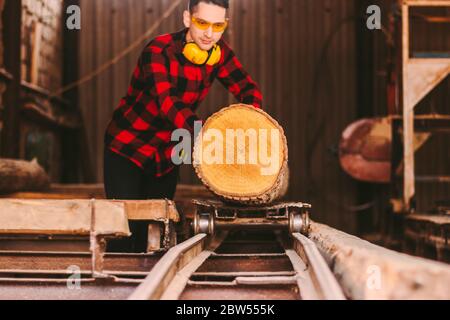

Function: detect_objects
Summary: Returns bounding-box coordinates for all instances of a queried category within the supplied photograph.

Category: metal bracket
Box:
[89,199,113,279]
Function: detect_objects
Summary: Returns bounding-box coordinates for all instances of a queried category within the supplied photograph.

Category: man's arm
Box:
[217,42,263,109]
[140,44,200,133]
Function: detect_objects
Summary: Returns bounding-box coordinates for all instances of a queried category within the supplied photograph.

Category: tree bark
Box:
[0,158,50,194]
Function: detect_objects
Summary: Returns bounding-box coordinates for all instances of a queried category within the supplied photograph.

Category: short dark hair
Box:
[188,0,229,13]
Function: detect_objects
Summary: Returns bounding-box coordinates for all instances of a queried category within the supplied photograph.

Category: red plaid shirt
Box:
[104,28,263,177]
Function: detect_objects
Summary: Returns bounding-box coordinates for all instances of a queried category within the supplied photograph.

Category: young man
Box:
[104,0,263,202]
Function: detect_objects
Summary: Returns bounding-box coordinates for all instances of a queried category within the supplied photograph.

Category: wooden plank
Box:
[0,199,130,236]
[405,59,450,110]
[118,200,180,222]
[404,0,450,6]
[407,214,450,225]
[2,184,213,202]
[30,22,42,85]
[0,183,104,199]
[147,223,161,251]
[0,197,179,223]
[402,3,415,209]
[49,183,105,197]
[0,192,93,200]
[310,222,450,299]
[405,214,449,261]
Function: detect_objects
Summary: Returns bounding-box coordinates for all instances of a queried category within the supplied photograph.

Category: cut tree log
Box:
[310,222,450,299]
[0,158,50,194]
[193,104,289,206]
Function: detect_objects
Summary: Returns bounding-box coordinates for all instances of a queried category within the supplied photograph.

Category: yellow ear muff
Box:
[183,42,209,65]
[182,42,221,66]
[206,44,221,66]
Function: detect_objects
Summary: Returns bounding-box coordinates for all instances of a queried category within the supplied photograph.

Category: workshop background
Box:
[0,0,448,246]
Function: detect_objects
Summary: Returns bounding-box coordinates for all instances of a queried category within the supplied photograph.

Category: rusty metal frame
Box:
[139,199,178,252]
[128,234,210,300]
[290,233,346,300]
[193,200,312,234]
[130,227,345,300]
[398,0,450,212]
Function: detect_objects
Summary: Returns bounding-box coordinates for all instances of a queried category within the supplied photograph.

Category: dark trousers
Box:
[103,148,179,252]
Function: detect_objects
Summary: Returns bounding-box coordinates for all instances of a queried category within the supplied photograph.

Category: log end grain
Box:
[193,104,289,206]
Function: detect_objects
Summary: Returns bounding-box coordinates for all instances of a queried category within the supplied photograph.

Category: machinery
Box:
[192,200,311,236]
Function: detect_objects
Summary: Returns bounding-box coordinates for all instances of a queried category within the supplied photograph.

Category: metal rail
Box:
[0,197,345,300]
[290,233,345,300]
[128,233,213,300]
[128,230,345,300]
[0,252,164,300]
[0,231,345,300]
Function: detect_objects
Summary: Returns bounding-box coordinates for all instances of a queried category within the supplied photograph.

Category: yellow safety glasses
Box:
[191,17,228,32]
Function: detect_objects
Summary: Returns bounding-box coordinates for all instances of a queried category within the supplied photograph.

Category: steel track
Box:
[129,230,345,300]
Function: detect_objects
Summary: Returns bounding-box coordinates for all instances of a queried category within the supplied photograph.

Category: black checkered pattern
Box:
[104,28,263,177]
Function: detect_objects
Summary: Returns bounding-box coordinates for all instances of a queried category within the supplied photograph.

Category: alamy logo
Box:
[366,265,382,291]
[67,265,81,290]
[172,121,281,176]
[66,5,81,30]
[366,5,381,30]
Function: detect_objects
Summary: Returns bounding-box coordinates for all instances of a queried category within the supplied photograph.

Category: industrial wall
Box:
[0,0,6,111]
[0,0,69,181]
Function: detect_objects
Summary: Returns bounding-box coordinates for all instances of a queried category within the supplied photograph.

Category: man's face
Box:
[183,2,227,51]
